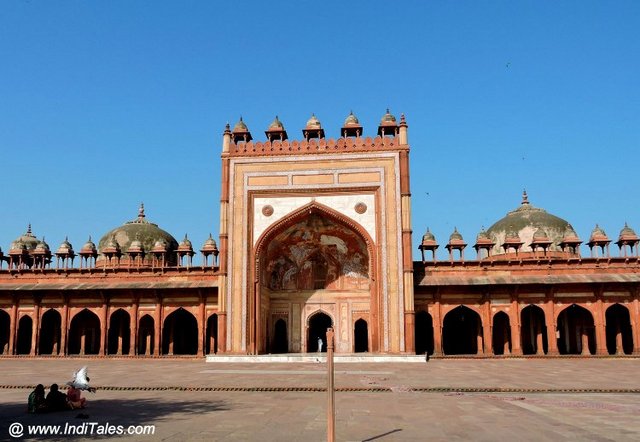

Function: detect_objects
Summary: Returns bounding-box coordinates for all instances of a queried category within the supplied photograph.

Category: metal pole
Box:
[327,327,335,442]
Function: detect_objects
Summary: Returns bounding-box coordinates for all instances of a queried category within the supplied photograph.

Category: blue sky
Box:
[1,1,639,260]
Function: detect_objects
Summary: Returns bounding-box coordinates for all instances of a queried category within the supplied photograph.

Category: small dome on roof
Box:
[233,116,249,132]
[202,234,217,248]
[422,228,436,242]
[179,234,193,249]
[56,237,74,255]
[532,227,550,240]
[81,236,97,253]
[128,238,144,253]
[380,109,397,124]
[34,238,50,252]
[268,116,284,130]
[306,113,322,129]
[344,111,360,126]
[449,228,463,241]
[619,223,638,239]
[152,239,168,251]
[476,227,490,241]
[12,224,39,252]
[589,224,609,241]
[103,236,120,251]
[562,224,580,240]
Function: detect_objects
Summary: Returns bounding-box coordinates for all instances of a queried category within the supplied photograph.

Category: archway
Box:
[414,310,434,355]
[138,315,154,356]
[272,318,288,354]
[606,304,633,355]
[354,319,368,352]
[108,309,131,355]
[308,312,333,352]
[206,314,218,355]
[443,306,482,355]
[39,309,62,355]
[520,305,547,355]
[557,304,595,355]
[0,310,10,355]
[162,308,197,355]
[255,202,374,355]
[68,309,101,355]
[16,315,32,355]
[492,311,511,355]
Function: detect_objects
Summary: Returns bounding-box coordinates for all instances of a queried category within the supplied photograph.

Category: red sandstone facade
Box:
[1,113,638,357]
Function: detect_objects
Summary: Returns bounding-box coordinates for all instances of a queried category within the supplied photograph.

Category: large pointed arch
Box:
[250,201,379,354]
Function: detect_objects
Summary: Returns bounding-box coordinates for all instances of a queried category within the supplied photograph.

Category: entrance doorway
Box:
[272,319,288,353]
[557,304,595,355]
[39,309,62,355]
[443,306,482,355]
[16,315,33,355]
[354,319,368,352]
[521,305,547,355]
[308,312,332,352]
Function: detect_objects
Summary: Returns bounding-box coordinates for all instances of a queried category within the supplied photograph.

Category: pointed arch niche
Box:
[252,201,378,354]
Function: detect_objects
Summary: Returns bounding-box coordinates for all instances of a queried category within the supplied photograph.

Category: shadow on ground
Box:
[0,397,228,440]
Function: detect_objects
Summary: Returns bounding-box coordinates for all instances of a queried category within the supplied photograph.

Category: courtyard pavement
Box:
[0,357,639,441]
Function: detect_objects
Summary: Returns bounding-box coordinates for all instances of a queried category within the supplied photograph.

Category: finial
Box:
[88,235,92,242]
[27,223,32,235]
[400,113,407,125]
[139,202,145,218]
[386,107,390,113]
[522,190,529,205]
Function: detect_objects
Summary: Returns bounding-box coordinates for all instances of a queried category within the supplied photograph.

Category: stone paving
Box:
[1,358,639,441]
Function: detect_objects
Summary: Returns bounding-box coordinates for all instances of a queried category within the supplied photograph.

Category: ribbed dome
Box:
[233,117,248,132]
[268,116,284,130]
[202,233,217,248]
[619,223,638,240]
[422,228,436,242]
[449,228,463,241]
[486,192,571,255]
[56,237,74,255]
[589,224,609,242]
[34,239,50,253]
[306,113,321,129]
[380,109,396,124]
[81,236,97,253]
[11,224,39,252]
[344,111,359,126]
[98,204,178,261]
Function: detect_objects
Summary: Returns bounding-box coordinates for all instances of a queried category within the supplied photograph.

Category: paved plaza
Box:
[1,357,639,441]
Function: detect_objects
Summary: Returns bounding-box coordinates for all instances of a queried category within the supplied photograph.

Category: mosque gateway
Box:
[1,112,639,357]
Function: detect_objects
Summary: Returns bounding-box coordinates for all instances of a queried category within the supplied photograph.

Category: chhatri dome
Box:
[97,204,179,263]
[9,224,39,252]
[486,191,572,255]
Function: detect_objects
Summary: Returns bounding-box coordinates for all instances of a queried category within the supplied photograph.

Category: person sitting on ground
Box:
[27,384,47,413]
[66,385,86,409]
[46,384,71,412]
